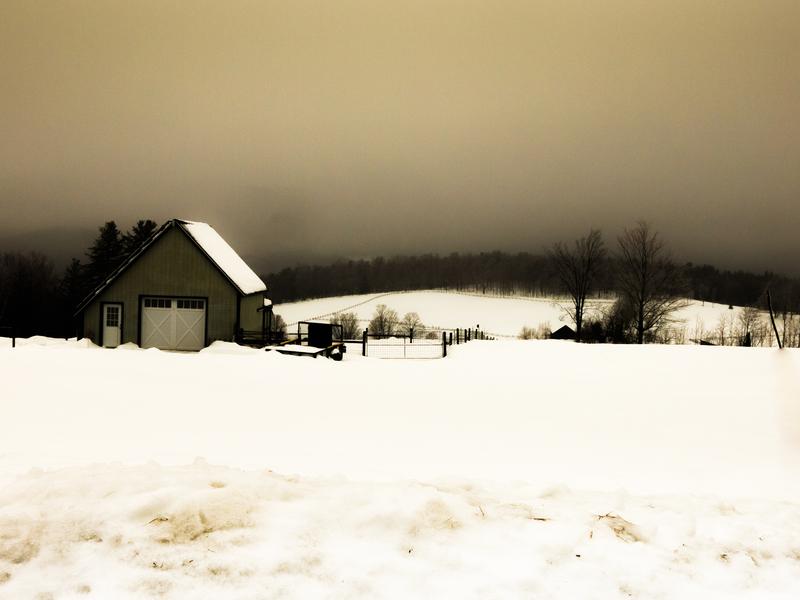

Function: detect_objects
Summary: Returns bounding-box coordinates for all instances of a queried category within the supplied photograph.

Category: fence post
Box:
[449,332,453,346]
[442,331,447,358]
[767,289,783,349]
[362,328,368,356]
[456,328,460,344]
[410,328,413,344]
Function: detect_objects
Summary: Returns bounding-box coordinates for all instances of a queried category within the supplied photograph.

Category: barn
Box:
[75,219,266,350]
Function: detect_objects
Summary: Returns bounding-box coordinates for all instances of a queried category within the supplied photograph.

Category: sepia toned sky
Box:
[1,1,799,273]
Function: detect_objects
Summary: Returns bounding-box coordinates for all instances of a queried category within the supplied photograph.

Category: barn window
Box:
[144,298,171,308]
[176,299,204,310]
[105,305,119,326]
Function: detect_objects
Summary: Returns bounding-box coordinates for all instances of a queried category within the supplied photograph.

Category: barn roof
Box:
[550,324,576,339]
[179,220,266,295]
[75,219,266,314]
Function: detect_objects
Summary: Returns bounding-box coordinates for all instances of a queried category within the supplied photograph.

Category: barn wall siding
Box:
[83,226,242,346]
[83,302,100,343]
[239,293,264,331]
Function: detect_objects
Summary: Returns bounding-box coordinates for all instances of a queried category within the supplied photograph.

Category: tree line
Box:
[265,252,561,302]
[268,221,799,346]
[265,233,798,309]
[549,223,686,344]
[0,220,157,338]
[330,305,431,340]
[542,222,798,345]
[2,218,798,346]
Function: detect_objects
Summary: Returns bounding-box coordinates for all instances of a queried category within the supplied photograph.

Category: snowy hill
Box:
[275,289,746,340]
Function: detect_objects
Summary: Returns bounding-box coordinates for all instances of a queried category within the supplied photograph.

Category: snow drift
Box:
[2,462,800,599]
[2,338,798,497]
[1,337,800,598]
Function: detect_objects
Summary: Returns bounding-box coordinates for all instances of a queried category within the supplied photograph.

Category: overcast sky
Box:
[1,1,799,274]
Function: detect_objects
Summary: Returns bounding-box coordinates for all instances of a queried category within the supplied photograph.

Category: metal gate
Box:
[364,335,444,359]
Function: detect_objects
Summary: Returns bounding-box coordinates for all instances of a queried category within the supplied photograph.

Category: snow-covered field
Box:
[275,290,746,339]
[2,335,800,598]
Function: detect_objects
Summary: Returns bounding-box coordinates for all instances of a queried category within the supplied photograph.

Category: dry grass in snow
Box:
[2,463,800,599]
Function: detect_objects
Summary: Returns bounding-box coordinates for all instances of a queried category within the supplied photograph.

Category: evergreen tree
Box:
[59,258,88,310]
[122,219,158,256]
[85,221,125,289]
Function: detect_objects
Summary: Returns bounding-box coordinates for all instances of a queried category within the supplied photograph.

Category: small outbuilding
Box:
[550,325,576,340]
[75,219,266,351]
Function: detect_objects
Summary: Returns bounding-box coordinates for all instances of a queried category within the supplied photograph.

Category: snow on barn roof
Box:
[74,219,266,314]
[179,220,266,295]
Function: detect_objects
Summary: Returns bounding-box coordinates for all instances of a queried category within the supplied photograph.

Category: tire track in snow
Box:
[283,292,403,327]
[282,290,514,339]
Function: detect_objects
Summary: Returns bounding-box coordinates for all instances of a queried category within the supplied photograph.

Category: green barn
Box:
[75,219,267,350]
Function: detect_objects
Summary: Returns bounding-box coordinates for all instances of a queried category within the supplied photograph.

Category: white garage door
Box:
[141,297,206,351]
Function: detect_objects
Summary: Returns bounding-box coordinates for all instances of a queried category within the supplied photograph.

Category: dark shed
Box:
[550,325,576,340]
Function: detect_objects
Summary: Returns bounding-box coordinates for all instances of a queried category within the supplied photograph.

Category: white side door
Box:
[102,303,122,348]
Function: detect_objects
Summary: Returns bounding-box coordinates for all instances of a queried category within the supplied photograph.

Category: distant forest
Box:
[265,252,796,309]
[1,219,798,339]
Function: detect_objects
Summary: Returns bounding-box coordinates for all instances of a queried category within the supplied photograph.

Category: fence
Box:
[363,334,444,359]
[238,320,492,359]
[237,322,344,347]
[0,326,15,348]
[358,326,492,359]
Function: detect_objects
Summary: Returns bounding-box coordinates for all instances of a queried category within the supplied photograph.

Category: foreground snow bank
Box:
[2,463,800,599]
[2,338,800,597]
[2,339,799,498]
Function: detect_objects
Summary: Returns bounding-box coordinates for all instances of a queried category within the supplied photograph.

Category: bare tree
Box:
[399,312,424,336]
[272,314,287,338]
[766,289,783,349]
[368,304,398,337]
[715,313,736,346]
[330,311,360,339]
[548,229,606,342]
[737,306,761,346]
[769,281,800,348]
[615,222,685,344]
